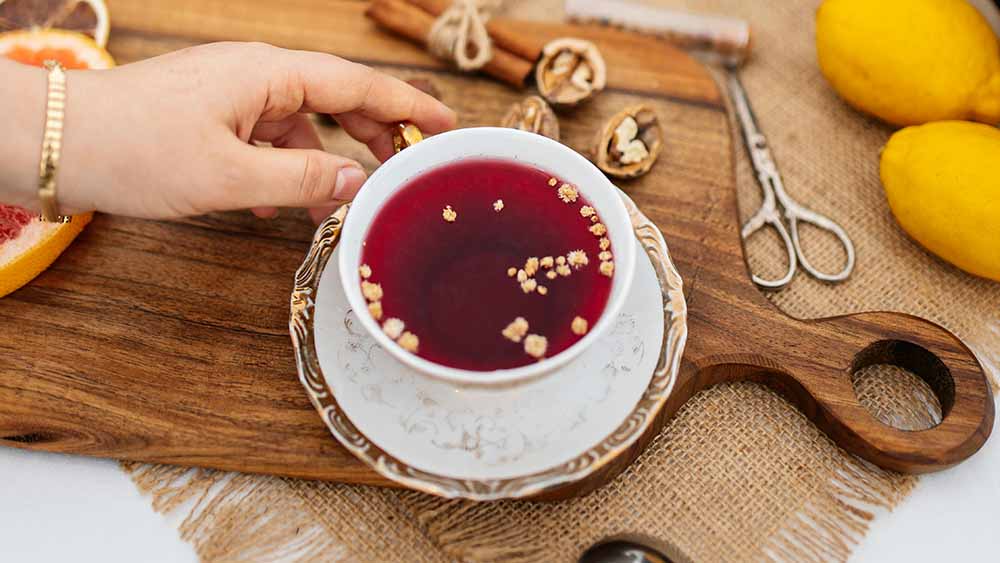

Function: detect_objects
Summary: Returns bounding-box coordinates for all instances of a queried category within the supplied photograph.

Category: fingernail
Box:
[335,166,367,198]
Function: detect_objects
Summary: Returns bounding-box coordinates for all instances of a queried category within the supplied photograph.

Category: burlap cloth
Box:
[123,1,1000,561]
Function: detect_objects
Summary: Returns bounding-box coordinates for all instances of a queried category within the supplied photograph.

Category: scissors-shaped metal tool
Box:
[727,72,855,290]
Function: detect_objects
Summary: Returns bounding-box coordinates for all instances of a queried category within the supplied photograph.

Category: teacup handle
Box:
[392,122,424,153]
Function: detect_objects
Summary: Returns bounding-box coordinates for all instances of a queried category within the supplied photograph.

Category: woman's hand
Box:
[2,42,456,223]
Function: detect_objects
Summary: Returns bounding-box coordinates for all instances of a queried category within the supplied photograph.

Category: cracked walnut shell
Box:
[500,96,560,140]
[535,38,606,107]
[592,105,663,178]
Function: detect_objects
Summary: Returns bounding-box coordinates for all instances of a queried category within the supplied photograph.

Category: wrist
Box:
[0,60,46,210]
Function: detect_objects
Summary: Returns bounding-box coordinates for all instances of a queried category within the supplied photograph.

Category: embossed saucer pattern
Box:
[290,193,687,500]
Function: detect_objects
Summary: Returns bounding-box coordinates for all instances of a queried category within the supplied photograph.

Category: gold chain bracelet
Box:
[38,60,71,223]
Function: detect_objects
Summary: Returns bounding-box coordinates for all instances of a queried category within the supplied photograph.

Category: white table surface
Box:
[2,398,998,562]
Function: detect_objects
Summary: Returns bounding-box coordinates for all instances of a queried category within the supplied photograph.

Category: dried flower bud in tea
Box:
[599,237,611,251]
[500,95,560,140]
[493,199,504,212]
[383,317,405,340]
[358,264,372,279]
[536,38,607,107]
[571,316,588,335]
[520,278,538,293]
[524,257,540,276]
[502,317,529,343]
[592,104,663,178]
[397,331,420,353]
[517,269,528,282]
[556,256,567,266]
[368,301,383,321]
[589,223,607,236]
[442,205,457,222]
[557,184,579,203]
[580,206,595,218]
[598,251,613,261]
[546,270,558,280]
[567,249,589,268]
[524,334,548,358]
[361,281,383,302]
[556,264,572,277]
[547,177,558,187]
[540,256,554,269]
[537,285,548,295]
[600,261,615,277]
[507,267,517,277]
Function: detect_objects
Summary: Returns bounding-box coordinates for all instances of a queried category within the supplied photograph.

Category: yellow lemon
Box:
[816,0,1000,126]
[880,121,1000,281]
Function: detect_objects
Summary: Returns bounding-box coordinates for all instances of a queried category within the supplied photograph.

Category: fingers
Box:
[227,141,367,214]
[332,112,398,162]
[262,47,456,134]
[249,113,326,218]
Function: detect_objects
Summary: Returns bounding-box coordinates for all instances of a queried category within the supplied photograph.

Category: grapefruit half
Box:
[0,28,114,297]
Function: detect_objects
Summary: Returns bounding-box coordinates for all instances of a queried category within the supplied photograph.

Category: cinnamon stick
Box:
[366,0,534,87]
[407,0,548,62]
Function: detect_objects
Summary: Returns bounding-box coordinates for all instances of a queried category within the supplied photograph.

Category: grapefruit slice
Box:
[0,27,114,297]
[0,208,92,297]
[0,0,109,47]
[0,28,114,69]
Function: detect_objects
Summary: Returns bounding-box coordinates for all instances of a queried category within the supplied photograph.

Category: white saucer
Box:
[291,195,687,500]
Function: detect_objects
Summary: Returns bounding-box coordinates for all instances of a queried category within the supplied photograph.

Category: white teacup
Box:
[338,127,636,387]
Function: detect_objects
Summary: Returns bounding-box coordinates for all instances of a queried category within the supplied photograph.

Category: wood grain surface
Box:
[0,0,992,494]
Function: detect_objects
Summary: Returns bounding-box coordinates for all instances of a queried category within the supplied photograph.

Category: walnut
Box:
[500,96,560,140]
[592,105,663,178]
[535,38,606,107]
[392,122,423,153]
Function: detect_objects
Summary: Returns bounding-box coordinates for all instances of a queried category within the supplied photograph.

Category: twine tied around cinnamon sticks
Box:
[427,0,503,70]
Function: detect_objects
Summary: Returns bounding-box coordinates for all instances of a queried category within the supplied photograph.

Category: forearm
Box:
[1,59,47,209]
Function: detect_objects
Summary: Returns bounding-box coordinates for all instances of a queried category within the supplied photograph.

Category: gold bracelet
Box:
[38,60,71,223]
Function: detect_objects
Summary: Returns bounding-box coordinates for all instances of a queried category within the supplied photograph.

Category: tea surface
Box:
[359,158,614,371]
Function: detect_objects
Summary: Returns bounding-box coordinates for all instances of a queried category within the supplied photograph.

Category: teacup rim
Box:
[337,127,637,387]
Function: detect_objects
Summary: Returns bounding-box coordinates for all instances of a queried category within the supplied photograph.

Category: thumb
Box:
[227,143,367,210]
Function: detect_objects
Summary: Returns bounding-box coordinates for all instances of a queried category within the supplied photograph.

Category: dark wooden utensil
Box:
[0,0,991,496]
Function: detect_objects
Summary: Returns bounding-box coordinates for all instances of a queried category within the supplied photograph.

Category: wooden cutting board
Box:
[0,0,991,496]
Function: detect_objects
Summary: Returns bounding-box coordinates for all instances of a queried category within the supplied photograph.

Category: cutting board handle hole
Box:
[850,340,952,431]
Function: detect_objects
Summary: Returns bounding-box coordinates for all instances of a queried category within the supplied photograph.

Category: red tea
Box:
[358,158,614,371]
